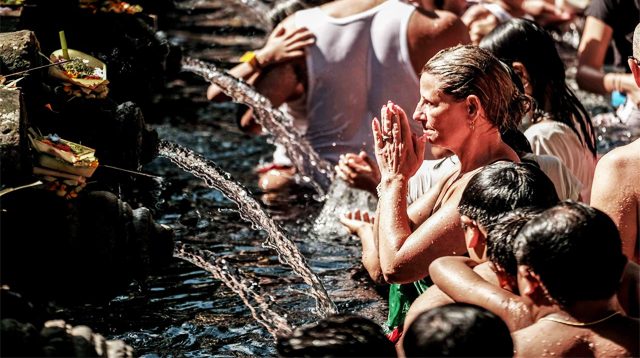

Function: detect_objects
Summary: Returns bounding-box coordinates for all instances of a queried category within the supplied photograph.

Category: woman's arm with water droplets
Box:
[377,181,466,284]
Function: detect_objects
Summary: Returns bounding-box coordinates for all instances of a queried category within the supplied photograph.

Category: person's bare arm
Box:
[429,256,532,331]
[590,149,639,262]
[373,102,469,283]
[207,22,314,102]
[378,183,467,283]
[409,10,471,74]
[617,261,640,318]
[340,210,385,284]
[520,0,573,26]
[577,16,638,100]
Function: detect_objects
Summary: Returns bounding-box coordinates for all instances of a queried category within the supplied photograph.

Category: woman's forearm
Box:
[357,225,385,284]
[377,175,413,280]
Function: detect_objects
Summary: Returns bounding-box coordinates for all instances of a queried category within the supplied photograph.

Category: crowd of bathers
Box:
[207,0,640,356]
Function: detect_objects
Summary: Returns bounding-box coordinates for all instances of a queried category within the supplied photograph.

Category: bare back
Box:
[514,316,640,357]
[407,8,470,74]
[590,139,640,263]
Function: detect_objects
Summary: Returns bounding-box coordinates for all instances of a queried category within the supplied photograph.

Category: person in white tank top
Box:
[252,0,469,191]
[291,0,425,164]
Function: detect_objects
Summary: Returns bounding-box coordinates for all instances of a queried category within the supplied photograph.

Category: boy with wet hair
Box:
[402,303,513,357]
[514,201,640,357]
[276,314,395,357]
[425,209,542,331]
[403,161,559,331]
[485,208,541,294]
[512,201,639,357]
[453,161,558,262]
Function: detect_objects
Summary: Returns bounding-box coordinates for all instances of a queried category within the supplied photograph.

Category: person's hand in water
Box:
[372,101,426,181]
[255,24,315,67]
[340,209,375,236]
[335,151,381,194]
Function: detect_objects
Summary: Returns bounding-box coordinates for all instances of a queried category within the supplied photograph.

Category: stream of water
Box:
[181,57,334,196]
[159,140,337,316]
[173,242,292,338]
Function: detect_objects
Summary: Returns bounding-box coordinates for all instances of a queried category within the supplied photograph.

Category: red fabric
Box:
[386,326,403,344]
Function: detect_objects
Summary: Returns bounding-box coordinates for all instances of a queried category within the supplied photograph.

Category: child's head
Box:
[486,208,542,292]
[457,161,558,262]
[403,303,513,357]
[514,201,628,307]
[276,314,395,357]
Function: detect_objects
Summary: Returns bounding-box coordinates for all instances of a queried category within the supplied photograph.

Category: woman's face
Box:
[413,73,469,147]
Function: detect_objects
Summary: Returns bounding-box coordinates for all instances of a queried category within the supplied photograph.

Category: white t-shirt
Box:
[522,154,582,201]
[525,121,596,202]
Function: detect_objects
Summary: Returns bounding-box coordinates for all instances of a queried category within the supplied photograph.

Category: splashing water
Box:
[181,57,334,196]
[159,140,337,316]
[312,179,376,239]
[174,242,292,338]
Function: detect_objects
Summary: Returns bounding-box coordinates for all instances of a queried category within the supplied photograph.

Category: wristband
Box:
[239,51,262,70]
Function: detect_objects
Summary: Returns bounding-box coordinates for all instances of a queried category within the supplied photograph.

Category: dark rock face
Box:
[0,190,174,304]
[1,317,134,357]
[0,30,40,75]
[0,89,31,187]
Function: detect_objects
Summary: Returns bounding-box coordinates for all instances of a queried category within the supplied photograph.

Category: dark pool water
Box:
[55,85,387,357]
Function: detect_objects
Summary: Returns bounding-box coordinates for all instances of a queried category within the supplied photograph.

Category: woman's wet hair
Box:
[514,201,628,307]
[480,19,597,157]
[501,128,533,156]
[422,44,531,132]
[276,314,395,357]
[403,303,514,357]
[457,161,559,231]
[486,208,542,277]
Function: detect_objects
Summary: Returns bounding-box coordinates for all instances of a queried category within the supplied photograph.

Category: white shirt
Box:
[525,121,596,202]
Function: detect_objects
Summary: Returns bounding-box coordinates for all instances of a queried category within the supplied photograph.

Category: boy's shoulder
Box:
[514,315,640,357]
